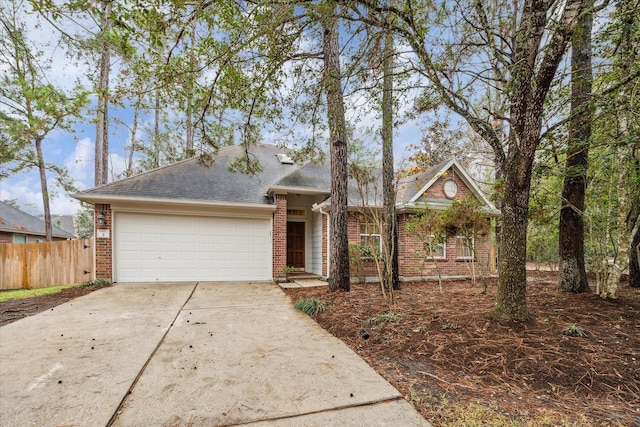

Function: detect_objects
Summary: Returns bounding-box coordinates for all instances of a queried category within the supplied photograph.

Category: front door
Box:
[286,222,305,270]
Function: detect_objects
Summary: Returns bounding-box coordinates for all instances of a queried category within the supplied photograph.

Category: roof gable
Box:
[398,158,498,213]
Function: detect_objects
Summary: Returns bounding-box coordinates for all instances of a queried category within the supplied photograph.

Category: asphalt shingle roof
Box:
[0,201,75,239]
[74,144,309,205]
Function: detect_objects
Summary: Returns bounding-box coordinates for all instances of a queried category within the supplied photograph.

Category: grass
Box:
[0,284,78,302]
[366,311,402,325]
[293,297,328,316]
[0,279,111,302]
[561,323,589,337]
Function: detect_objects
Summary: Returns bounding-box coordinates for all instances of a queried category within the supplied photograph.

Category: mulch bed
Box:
[0,284,110,327]
[285,272,640,426]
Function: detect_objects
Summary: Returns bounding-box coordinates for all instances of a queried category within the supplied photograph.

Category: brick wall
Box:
[398,213,493,278]
[347,212,385,277]
[94,204,112,279]
[421,168,471,200]
[272,194,287,280]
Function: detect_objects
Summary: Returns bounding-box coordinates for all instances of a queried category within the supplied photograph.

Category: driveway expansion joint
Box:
[105,282,200,427]
[216,396,406,426]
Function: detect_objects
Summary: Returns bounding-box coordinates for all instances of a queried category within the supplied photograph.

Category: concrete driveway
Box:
[0,282,429,426]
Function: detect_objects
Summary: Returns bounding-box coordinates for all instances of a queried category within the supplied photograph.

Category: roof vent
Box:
[276,153,294,165]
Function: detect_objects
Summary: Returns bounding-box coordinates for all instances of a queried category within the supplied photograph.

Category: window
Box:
[456,236,474,259]
[359,218,381,256]
[13,234,26,244]
[424,234,446,259]
[287,208,305,217]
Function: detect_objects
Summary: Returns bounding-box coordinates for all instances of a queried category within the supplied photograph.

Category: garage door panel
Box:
[115,212,272,282]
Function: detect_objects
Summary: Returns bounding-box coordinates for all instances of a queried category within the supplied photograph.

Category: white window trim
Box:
[425,234,446,259]
[455,235,474,259]
[359,219,382,257]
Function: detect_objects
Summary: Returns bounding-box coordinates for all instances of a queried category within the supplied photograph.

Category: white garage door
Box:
[114,212,272,282]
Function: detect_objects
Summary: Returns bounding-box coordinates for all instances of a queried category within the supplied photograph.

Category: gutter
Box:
[70,194,277,212]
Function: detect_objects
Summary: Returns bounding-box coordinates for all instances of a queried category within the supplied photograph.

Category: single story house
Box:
[0,201,76,243]
[72,143,499,283]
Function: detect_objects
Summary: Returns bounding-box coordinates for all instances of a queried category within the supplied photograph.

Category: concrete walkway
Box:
[0,282,429,426]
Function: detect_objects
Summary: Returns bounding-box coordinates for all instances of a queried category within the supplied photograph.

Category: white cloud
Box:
[63,137,94,189]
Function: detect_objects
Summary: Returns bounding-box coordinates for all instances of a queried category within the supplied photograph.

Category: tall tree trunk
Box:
[95,0,110,186]
[492,154,532,320]
[382,24,399,291]
[599,0,634,299]
[558,7,592,293]
[153,89,161,167]
[629,192,640,288]
[322,2,350,292]
[35,136,52,241]
[126,100,140,177]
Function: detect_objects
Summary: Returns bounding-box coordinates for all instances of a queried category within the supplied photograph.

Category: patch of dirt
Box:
[285,272,640,426]
[0,285,111,327]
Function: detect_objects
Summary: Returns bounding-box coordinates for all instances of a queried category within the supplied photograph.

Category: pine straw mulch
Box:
[284,271,640,427]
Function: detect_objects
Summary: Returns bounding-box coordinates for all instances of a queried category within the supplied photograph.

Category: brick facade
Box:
[420,169,471,200]
[397,213,493,278]
[272,194,287,280]
[94,204,112,279]
[87,166,495,282]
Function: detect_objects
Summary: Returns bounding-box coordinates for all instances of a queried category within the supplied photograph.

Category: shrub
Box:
[294,297,327,317]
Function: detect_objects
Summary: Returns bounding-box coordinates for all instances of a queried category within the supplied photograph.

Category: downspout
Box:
[313,202,331,279]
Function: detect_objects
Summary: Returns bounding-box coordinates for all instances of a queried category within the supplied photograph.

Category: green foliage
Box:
[75,207,94,239]
[561,323,588,338]
[348,244,367,283]
[367,311,402,324]
[293,297,327,317]
[82,278,111,287]
[282,265,295,282]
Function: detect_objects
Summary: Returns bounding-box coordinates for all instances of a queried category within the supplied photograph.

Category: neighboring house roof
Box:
[73,144,306,207]
[38,214,76,236]
[0,201,76,239]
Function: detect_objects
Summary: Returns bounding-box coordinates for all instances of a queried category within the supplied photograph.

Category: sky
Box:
[0,3,432,217]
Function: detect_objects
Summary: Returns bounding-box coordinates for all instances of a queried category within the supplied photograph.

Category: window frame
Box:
[455,235,474,259]
[359,217,382,257]
[424,234,446,259]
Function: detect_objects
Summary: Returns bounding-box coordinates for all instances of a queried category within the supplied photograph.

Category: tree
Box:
[322,1,350,291]
[381,16,399,291]
[597,0,639,298]
[94,0,110,186]
[0,2,87,240]
[360,0,591,320]
[75,206,94,239]
[558,4,593,293]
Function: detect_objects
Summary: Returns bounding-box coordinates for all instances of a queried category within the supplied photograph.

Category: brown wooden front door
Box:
[286,222,305,269]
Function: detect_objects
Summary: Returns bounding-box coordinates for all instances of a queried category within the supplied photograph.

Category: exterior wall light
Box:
[97,211,106,226]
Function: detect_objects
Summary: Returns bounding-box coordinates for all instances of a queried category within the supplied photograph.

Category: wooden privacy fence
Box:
[0,239,95,290]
